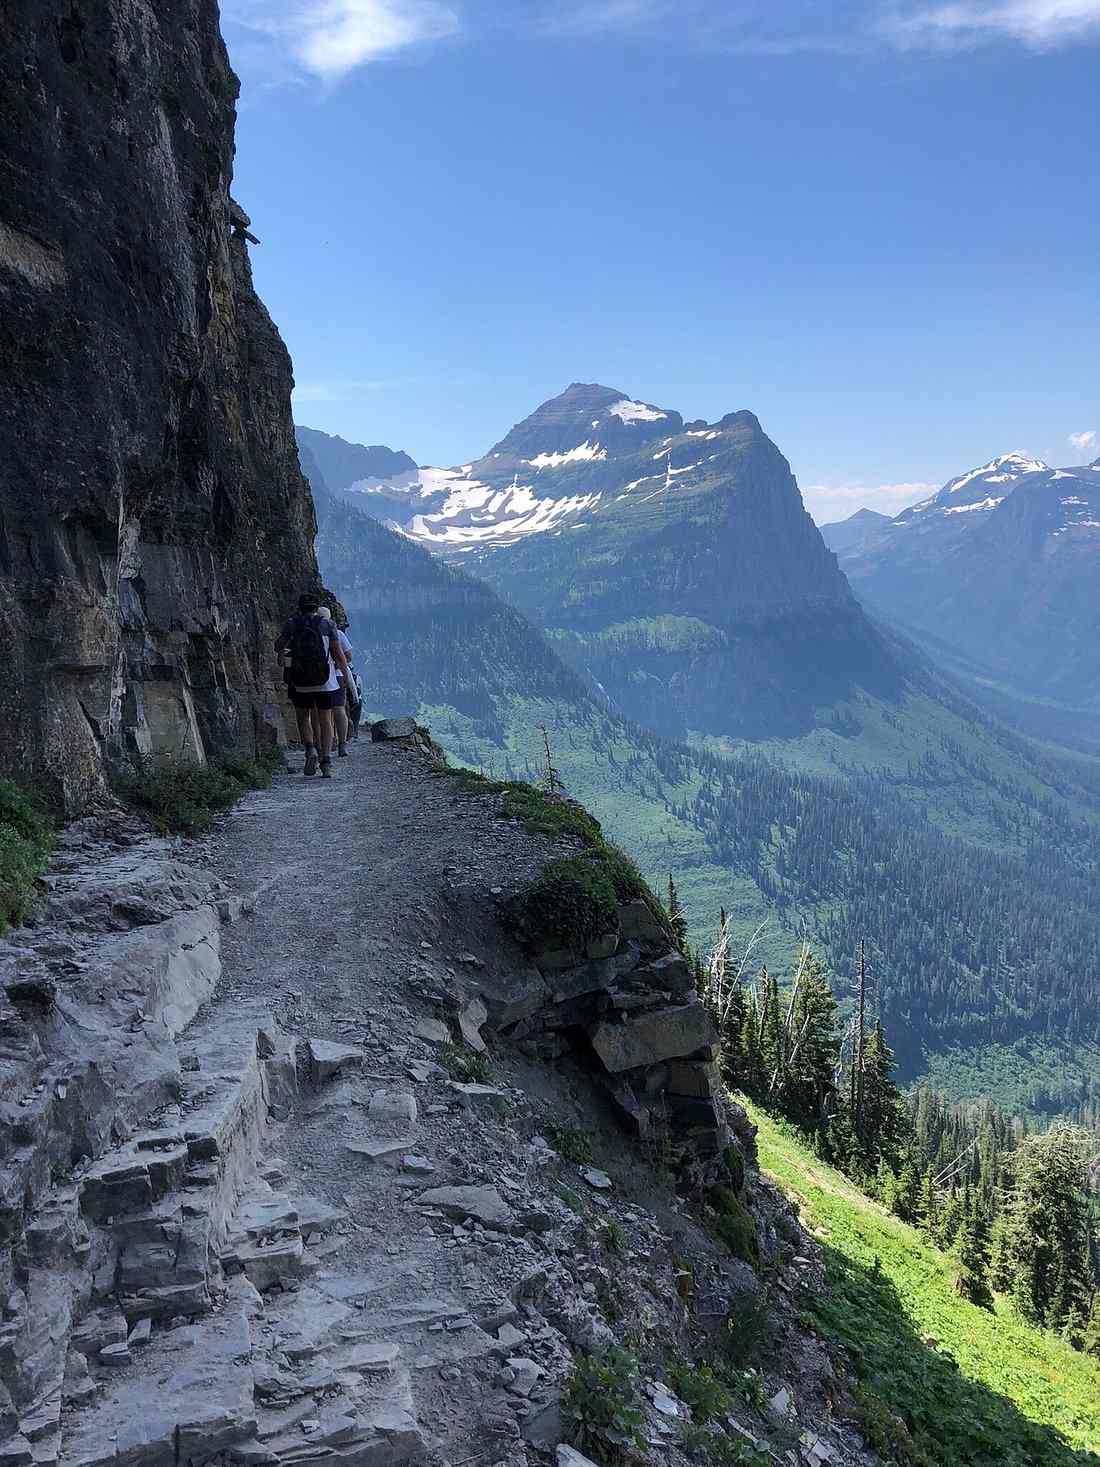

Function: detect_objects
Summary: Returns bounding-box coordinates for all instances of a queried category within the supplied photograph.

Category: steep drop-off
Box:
[0,1,318,809]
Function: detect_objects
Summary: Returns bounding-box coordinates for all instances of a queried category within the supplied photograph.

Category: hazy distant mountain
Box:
[295,425,418,503]
[819,506,891,553]
[839,452,1100,711]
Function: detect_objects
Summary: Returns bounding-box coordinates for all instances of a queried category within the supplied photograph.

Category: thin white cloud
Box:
[541,0,1100,49]
[1069,429,1097,455]
[224,0,459,81]
[878,0,1100,49]
[802,480,936,524]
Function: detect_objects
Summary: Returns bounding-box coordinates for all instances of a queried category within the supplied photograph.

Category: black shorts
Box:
[289,688,344,710]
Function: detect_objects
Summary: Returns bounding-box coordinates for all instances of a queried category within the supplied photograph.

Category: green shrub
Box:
[510,855,619,950]
[677,1423,768,1466]
[723,1287,773,1367]
[709,1186,759,1267]
[667,1361,734,1424]
[562,1346,646,1465]
[846,1384,935,1467]
[0,782,53,932]
[547,1122,594,1164]
[116,752,275,836]
[553,1182,589,1216]
[603,1218,627,1255]
[439,1045,494,1084]
[500,781,604,844]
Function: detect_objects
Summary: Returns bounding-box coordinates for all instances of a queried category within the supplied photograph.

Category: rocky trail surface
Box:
[1,734,866,1467]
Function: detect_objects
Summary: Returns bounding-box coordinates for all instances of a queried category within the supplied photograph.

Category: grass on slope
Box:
[746,1099,1100,1466]
[0,781,53,931]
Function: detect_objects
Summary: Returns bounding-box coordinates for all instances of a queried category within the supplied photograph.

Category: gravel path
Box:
[203,738,573,1464]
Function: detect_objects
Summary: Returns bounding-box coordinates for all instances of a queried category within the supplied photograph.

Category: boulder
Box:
[665,1060,719,1099]
[588,1003,717,1074]
[478,970,549,1030]
[558,1447,599,1467]
[417,1185,515,1230]
[636,950,694,996]
[616,899,670,950]
[547,945,640,1004]
[371,717,418,742]
[585,932,619,961]
[306,1038,365,1086]
[457,995,488,1052]
[414,1016,451,1044]
[447,1082,510,1117]
[522,1396,562,1448]
[366,1089,418,1126]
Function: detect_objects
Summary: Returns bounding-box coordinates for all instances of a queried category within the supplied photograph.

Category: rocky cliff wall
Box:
[0,1,318,810]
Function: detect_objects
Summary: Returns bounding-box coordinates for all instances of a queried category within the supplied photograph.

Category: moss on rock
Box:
[709,1184,759,1267]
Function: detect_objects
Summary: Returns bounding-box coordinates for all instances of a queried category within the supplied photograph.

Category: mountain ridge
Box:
[839,450,1100,714]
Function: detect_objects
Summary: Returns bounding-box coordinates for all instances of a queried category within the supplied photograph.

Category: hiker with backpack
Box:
[276,593,355,778]
[316,606,354,757]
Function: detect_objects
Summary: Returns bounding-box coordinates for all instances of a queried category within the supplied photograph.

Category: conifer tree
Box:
[853,1021,906,1172]
[954,1198,994,1310]
[780,954,840,1133]
[1001,1125,1092,1328]
[761,969,784,1092]
[936,1189,964,1252]
[665,875,688,949]
[891,1157,923,1225]
[919,1168,939,1236]
[1081,1295,1100,1358]
[988,1210,1015,1294]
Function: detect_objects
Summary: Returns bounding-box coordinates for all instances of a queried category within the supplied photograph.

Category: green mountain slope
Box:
[313,477,1100,1117]
[747,1100,1100,1466]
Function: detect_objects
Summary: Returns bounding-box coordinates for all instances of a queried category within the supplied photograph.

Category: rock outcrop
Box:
[0,1,318,809]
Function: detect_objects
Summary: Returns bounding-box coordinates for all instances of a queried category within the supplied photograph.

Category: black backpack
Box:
[287,614,330,687]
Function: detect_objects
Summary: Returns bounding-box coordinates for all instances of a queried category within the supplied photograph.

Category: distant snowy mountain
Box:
[302,382,910,739]
[819,507,891,554]
[295,426,418,498]
[840,452,1100,710]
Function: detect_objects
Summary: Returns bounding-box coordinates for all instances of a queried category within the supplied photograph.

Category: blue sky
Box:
[222,1,1099,522]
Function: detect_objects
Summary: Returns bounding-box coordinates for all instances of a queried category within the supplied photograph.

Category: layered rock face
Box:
[0,1,318,809]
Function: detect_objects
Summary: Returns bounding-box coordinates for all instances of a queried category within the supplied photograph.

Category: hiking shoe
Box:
[338,743,348,758]
[320,759,333,779]
[303,747,319,777]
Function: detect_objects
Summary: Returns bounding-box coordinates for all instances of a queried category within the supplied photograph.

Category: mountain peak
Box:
[898,450,1051,520]
[487,383,680,461]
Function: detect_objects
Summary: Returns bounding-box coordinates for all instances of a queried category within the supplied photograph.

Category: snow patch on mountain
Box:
[527,441,607,469]
[944,496,1005,515]
[945,453,1048,497]
[407,484,602,547]
[609,399,667,424]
